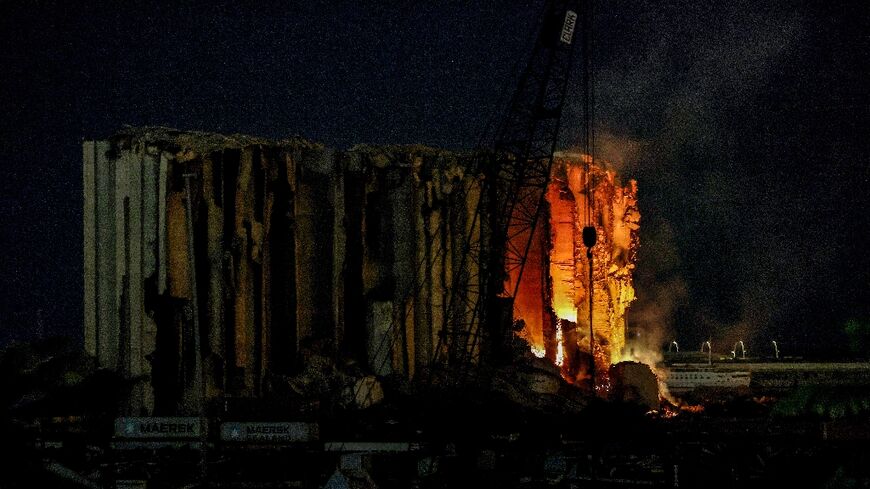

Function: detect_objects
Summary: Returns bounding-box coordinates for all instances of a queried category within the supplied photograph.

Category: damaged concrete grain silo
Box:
[83,127,639,415]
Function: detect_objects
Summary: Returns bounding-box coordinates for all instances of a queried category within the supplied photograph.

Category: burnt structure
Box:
[83,127,638,414]
[512,154,640,386]
[83,128,488,415]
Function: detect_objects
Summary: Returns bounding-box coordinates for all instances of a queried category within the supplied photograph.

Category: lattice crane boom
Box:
[434,0,583,377]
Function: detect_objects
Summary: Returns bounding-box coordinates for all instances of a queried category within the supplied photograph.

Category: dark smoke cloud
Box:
[556,1,860,356]
[629,218,688,353]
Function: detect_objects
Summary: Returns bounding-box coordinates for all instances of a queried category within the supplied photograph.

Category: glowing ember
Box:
[530,345,546,358]
[680,404,704,414]
[555,318,565,367]
[657,405,680,419]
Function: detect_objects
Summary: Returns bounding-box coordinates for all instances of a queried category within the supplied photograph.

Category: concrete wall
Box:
[84,128,483,414]
[83,139,160,415]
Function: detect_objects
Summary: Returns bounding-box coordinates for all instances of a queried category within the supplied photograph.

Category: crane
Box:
[432,0,594,382]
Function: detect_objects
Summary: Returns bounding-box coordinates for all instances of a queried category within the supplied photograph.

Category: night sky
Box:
[1,1,867,356]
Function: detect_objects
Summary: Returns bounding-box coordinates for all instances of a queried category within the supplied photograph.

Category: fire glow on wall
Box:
[511,154,640,385]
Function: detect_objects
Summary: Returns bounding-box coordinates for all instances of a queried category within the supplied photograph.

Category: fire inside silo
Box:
[510,154,639,391]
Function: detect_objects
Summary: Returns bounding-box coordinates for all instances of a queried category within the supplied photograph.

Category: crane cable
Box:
[580,0,598,393]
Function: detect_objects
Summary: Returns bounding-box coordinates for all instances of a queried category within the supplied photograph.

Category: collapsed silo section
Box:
[511,154,640,391]
[84,128,341,414]
[83,128,486,415]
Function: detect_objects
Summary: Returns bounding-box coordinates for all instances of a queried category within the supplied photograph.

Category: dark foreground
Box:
[5,395,870,489]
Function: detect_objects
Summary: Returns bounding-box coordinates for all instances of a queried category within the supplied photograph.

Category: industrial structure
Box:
[82,128,639,415]
[80,0,647,416]
[83,130,490,414]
